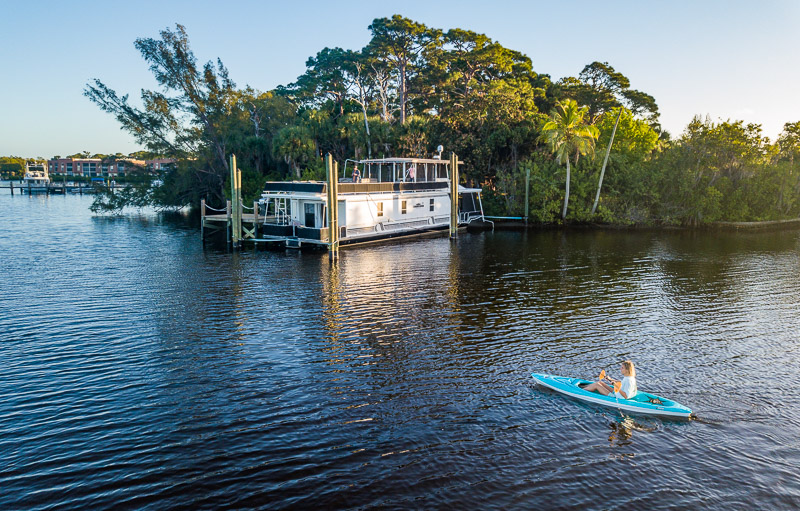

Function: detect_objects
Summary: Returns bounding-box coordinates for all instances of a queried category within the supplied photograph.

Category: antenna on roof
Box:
[435,145,444,159]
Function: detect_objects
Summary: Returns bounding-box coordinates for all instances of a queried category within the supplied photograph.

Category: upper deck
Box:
[348,157,451,184]
[262,180,449,196]
[261,157,459,197]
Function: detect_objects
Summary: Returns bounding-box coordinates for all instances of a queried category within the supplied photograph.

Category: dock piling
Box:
[326,153,339,258]
[229,154,243,248]
[524,168,530,224]
[226,200,232,244]
[253,200,260,239]
[201,199,206,240]
[450,152,459,239]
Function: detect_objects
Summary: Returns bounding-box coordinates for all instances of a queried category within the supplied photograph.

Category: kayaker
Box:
[584,360,638,399]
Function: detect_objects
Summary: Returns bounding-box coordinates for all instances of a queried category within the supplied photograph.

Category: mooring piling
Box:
[450,152,459,239]
[325,153,340,258]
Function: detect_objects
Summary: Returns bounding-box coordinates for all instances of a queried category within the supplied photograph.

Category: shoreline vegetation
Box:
[21,16,800,227]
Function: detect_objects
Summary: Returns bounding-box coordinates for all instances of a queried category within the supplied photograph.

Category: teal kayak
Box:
[531,372,693,419]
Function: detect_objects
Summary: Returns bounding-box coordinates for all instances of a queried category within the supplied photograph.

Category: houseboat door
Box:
[304,203,315,227]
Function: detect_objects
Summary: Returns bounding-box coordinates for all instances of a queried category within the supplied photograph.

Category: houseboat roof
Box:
[358,157,451,165]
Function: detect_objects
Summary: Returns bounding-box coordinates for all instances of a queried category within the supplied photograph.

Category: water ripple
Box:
[2,195,800,509]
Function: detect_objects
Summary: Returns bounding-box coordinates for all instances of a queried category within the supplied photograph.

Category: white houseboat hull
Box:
[258,158,487,248]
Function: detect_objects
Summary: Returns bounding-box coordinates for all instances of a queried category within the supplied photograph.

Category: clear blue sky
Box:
[2,0,799,157]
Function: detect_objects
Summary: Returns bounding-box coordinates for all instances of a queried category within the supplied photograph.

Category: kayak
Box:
[531,372,693,419]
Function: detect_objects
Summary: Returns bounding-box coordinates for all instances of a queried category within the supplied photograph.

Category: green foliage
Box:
[540,99,599,219]
[559,61,659,123]
[596,108,659,159]
[90,183,153,214]
[84,23,237,208]
[488,155,563,222]
[644,117,800,225]
[540,99,599,165]
[81,19,800,226]
[0,156,26,179]
[272,125,315,178]
[368,15,441,124]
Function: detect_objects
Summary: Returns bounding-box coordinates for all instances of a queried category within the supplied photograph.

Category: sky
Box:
[2,0,800,158]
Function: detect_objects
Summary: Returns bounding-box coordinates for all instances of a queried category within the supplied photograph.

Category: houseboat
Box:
[258,157,487,247]
[22,161,50,193]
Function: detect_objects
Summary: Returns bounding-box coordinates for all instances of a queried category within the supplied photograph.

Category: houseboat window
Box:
[401,200,407,214]
[430,198,435,211]
[377,202,383,217]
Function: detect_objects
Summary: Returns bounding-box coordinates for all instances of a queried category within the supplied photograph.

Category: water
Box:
[2,193,800,509]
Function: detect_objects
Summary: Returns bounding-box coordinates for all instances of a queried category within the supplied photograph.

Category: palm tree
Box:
[272,126,314,179]
[591,107,624,216]
[539,99,599,219]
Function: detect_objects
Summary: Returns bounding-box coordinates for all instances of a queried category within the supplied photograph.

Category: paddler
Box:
[584,360,638,399]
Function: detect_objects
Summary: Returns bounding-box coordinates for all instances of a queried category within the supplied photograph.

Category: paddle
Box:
[599,370,622,396]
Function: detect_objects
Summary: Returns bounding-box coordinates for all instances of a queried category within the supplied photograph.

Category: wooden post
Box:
[253,200,260,239]
[9,182,13,195]
[449,152,459,239]
[236,166,242,244]
[229,155,236,246]
[229,154,242,248]
[333,160,339,255]
[326,153,339,258]
[326,154,333,252]
[201,198,206,240]
[226,199,232,244]
[524,167,530,224]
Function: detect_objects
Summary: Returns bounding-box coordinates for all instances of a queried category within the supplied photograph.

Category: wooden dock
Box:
[0,182,126,195]
[201,198,266,243]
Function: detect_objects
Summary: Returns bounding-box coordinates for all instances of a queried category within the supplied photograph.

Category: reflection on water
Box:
[2,194,800,509]
[607,416,661,448]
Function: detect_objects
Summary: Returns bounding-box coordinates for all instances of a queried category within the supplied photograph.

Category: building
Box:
[145,158,176,173]
[47,157,176,178]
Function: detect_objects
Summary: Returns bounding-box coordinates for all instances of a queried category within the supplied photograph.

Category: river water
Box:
[2,193,799,509]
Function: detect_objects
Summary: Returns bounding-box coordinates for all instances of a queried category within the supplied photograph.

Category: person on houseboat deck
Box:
[352,165,361,183]
[583,360,638,399]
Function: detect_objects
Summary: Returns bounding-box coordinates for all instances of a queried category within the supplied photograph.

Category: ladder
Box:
[275,197,289,225]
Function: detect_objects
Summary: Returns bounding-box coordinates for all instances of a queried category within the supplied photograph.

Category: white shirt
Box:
[615,376,637,399]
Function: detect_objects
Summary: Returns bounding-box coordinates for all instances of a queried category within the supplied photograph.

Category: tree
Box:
[539,99,599,219]
[592,107,623,216]
[430,29,539,115]
[272,126,315,179]
[778,121,800,165]
[291,47,350,116]
[367,15,441,124]
[559,62,658,122]
[0,156,25,179]
[84,24,236,208]
[776,121,800,213]
[339,50,377,158]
